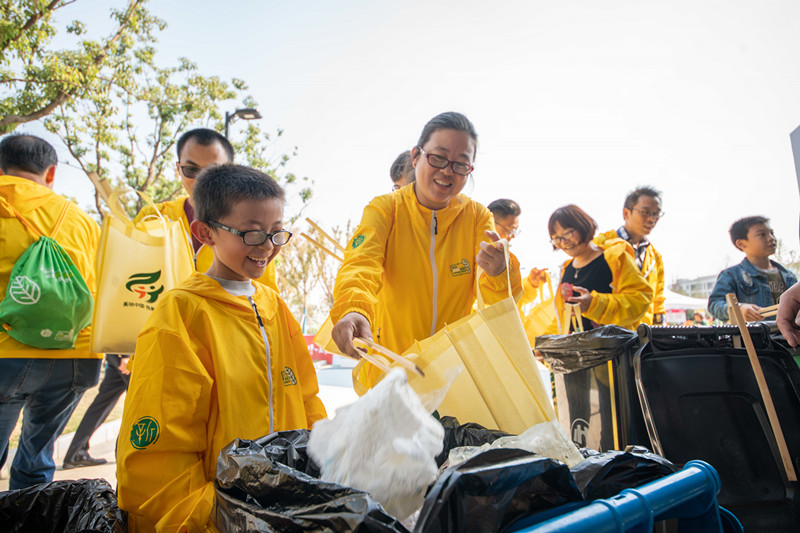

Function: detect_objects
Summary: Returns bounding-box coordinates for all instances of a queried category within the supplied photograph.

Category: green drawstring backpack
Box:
[0,198,93,349]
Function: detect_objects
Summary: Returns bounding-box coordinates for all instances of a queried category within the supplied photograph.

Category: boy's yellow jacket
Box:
[597,229,665,326]
[552,235,653,332]
[0,175,100,359]
[331,184,522,389]
[136,196,278,292]
[117,272,326,533]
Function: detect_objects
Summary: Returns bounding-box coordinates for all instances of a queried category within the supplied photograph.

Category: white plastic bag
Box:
[308,368,444,519]
[446,420,584,468]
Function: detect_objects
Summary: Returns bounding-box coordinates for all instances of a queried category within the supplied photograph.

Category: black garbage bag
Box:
[535,325,637,373]
[570,447,677,500]
[414,448,583,533]
[214,430,409,532]
[0,478,124,533]
[436,416,510,467]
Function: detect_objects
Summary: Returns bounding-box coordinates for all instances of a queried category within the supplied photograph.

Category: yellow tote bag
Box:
[523,272,558,344]
[361,241,556,434]
[90,191,194,354]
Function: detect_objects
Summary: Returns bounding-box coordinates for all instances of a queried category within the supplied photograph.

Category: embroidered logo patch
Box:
[351,235,365,249]
[450,259,471,277]
[281,367,297,386]
[130,416,160,449]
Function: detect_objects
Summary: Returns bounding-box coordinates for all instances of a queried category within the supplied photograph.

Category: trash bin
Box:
[634,323,800,532]
[535,326,649,452]
[0,478,125,533]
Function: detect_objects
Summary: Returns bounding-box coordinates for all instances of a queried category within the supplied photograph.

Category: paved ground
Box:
[0,366,358,492]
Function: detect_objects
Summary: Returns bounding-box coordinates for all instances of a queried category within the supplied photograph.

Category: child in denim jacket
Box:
[708,216,797,322]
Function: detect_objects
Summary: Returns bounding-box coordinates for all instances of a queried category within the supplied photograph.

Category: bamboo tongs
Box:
[727,293,797,481]
[354,337,425,377]
[759,303,779,318]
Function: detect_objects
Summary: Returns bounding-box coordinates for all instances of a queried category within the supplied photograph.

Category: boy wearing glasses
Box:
[596,186,665,326]
[135,128,279,291]
[117,165,326,532]
[708,216,797,322]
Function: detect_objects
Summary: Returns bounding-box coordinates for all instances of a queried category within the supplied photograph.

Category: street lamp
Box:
[224,108,262,138]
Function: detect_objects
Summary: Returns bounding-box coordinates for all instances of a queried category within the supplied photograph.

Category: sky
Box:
[24,0,800,283]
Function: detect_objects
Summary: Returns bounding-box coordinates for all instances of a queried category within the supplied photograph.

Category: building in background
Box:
[671,275,718,299]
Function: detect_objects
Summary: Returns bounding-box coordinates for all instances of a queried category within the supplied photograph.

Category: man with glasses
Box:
[597,186,665,326]
[135,128,279,292]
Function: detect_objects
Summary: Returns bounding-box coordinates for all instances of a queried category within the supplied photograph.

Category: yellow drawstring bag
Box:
[90,190,193,354]
[522,272,558,345]
[357,241,555,434]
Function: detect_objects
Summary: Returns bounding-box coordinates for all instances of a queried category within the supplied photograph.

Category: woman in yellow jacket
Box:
[331,112,522,389]
[547,205,652,332]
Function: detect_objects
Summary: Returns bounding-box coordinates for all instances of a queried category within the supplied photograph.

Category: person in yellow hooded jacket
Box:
[595,186,666,327]
[0,134,102,490]
[134,128,278,291]
[330,112,522,390]
[117,165,326,532]
[547,204,652,333]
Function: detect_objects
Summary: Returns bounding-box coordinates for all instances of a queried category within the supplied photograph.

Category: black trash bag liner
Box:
[570,446,677,500]
[535,325,637,374]
[0,478,124,533]
[436,416,510,467]
[414,447,583,533]
[214,430,409,533]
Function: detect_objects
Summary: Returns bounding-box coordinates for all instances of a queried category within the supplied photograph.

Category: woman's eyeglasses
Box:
[549,228,576,246]
[417,147,473,176]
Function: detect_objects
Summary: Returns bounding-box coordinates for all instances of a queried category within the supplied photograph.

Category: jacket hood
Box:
[399,182,472,234]
[594,229,632,253]
[0,175,59,215]
[177,271,278,322]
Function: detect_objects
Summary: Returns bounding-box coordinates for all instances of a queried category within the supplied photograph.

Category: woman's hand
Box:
[567,286,593,313]
[477,230,507,277]
[332,312,373,358]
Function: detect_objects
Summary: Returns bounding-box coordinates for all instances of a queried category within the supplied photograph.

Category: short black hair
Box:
[390,150,415,184]
[193,164,285,223]
[623,186,662,210]
[416,112,478,158]
[729,216,770,248]
[487,199,521,219]
[0,134,57,175]
[548,204,597,248]
[176,128,234,162]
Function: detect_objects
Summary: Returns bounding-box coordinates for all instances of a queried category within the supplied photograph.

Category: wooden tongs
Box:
[301,218,345,263]
[354,336,425,377]
[727,293,797,481]
[759,303,779,319]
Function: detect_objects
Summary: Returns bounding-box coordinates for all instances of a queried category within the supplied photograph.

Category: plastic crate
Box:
[511,460,742,533]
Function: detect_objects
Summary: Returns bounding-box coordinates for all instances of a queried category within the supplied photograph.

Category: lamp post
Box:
[224,108,262,138]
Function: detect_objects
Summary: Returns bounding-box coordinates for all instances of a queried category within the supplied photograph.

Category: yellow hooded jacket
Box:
[553,235,653,332]
[136,196,278,292]
[0,175,100,359]
[331,184,522,389]
[597,229,665,326]
[117,272,326,533]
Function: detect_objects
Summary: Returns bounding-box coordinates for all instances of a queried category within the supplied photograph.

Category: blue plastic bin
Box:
[511,460,742,533]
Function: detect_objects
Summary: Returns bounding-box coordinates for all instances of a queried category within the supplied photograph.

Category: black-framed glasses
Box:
[417,147,474,176]
[550,228,576,246]
[179,165,205,179]
[633,208,664,220]
[208,221,292,246]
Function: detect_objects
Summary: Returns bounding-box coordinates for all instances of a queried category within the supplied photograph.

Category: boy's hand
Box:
[332,312,373,358]
[477,231,507,277]
[739,303,763,322]
[119,357,131,375]
[567,286,593,313]
[777,284,800,346]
